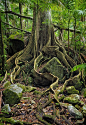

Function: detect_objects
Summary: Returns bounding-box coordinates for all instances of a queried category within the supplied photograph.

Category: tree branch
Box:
[53,24,86,34]
[2,21,31,34]
[2,11,33,20]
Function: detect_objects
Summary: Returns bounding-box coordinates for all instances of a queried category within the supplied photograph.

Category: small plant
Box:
[71,63,86,87]
[71,63,86,74]
[1,110,9,115]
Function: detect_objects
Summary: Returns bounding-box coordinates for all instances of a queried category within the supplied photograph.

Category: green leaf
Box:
[71,63,86,72]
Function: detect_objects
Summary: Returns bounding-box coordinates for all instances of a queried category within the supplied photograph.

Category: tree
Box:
[1,0,86,124]
[19,3,23,29]
[6,0,82,85]
[0,11,5,75]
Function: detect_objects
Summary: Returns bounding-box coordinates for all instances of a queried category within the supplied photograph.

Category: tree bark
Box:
[0,12,5,75]
[5,0,10,37]
[19,3,23,29]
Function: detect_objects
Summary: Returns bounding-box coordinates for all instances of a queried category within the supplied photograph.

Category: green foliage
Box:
[71,63,86,73]
[0,0,85,75]
[0,74,4,82]
[71,63,86,85]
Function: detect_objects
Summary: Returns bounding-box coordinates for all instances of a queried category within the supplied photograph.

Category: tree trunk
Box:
[0,12,5,75]
[16,4,55,62]
[33,5,54,57]
[6,3,84,88]
[19,3,23,29]
[5,0,10,37]
[3,2,86,124]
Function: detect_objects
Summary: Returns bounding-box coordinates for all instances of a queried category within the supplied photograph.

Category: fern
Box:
[71,63,86,73]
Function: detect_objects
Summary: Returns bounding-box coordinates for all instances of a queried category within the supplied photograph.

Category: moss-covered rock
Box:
[68,105,83,119]
[75,104,81,110]
[72,77,83,91]
[40,57,67,80]
[66,86,79,94]
[3,81,11,88]
[16,83,26,92]
[79,100,84,106]
[82,105,86,117]
[81,88,86,98]
[64,94,80,104]
[1,104,11,113]
[68,73,83,91]
[3,84,23,106]
[16,83,36,92]
[25,85,36,92]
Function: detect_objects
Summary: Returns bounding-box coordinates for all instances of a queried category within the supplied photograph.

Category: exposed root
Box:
[10,65,20,83]
[36,113,52,125]
[0,117,39,125]
[43,114,62,125]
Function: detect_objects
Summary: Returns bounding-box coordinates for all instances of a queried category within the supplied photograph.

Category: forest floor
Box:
[0,73,86,125]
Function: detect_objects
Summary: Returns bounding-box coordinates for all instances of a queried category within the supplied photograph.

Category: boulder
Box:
[40,57,67,80]
[16,83,26,92]
[1,104,11,113]
[69,75,83,91]
[3,84,23,106]
[3,81,11,88]
[64,94,80,104]
[68,105,83,119]
[82,105,86,117]
[66,86,79,94]
[16,83,36,92]
[81,88,86,98]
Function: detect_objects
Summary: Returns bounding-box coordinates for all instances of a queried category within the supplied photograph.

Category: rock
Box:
[75,118,85,124]
[81,88,86,98]
[64,94,80,104]
[40,57,67,80]
[1,104,11,113]
[69,76,83,91]
[3,84,23,106]
[17,83,36,92]
[3,81,11,88]
[16,83,26,92]
[79,100,84,106]
[66,86,79,94]
[68,105,83,119]
[25,85,36,92]
[82,105,86,117]
[75,104,80,110]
